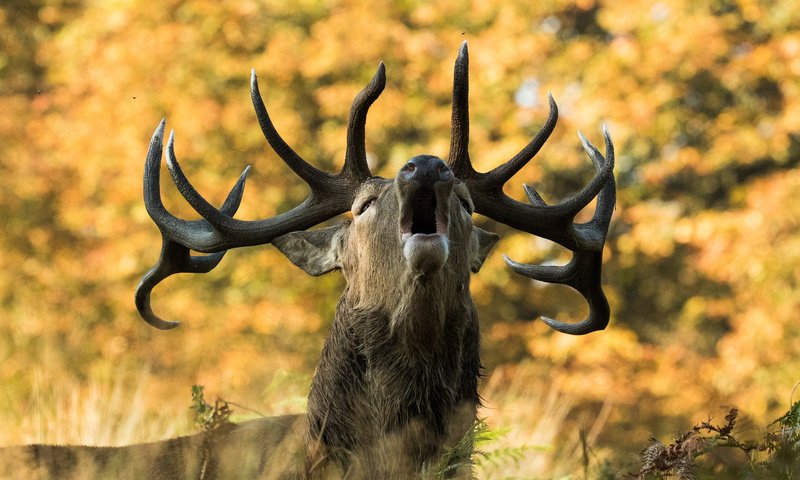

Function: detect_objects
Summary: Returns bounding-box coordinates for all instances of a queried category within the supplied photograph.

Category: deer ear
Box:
[272,224,348,276]
[470,227,500,273]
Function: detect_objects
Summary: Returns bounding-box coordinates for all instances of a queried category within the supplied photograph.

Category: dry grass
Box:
[477,363,612,478]
[0,362,609,478]
[1,367,189,447]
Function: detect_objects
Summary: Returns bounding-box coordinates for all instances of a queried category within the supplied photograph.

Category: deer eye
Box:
[356,197,376,216]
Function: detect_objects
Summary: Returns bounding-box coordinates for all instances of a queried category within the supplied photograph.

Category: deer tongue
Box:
[403,234,449,274]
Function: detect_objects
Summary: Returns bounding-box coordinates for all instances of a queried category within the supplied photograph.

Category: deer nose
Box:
[399,155,453,187]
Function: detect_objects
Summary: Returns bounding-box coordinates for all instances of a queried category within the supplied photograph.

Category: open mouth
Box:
[400,186,449,241]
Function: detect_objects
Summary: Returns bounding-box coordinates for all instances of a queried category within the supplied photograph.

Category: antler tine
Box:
[581,126,616,232]
[447,41,474,178]
[504,252,609,335]
[165,130,253,232]
[218,164,251,215]
[251,70,330,188]
[447,43,558,186]
[143,119,178,229]
[143,120,238,251]
[344,62,385,180]
[135,241,228,330]
[489,93,558,186]
[566,129,616,249]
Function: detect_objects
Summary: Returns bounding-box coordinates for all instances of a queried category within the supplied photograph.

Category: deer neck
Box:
[343,264,472,350]
[305,266,481,474]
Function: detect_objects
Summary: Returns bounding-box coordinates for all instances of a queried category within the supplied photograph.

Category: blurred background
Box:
[1,0,799,476]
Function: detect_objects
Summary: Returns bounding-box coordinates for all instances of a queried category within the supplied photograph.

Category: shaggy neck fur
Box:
[305,263,481,475]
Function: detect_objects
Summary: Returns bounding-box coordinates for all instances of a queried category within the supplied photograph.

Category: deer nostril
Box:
[402,162,416,173]
[399,155,452,185]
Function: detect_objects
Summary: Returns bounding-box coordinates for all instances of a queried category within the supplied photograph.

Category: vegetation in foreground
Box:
[635,398,800,480]
[189,383,800,479]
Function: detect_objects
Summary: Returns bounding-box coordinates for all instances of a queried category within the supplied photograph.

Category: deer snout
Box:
[396,155,454,275]
[399,155,454,187]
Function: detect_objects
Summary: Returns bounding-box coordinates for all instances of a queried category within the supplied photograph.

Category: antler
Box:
[447,42,616,335]
[135,64,386,329]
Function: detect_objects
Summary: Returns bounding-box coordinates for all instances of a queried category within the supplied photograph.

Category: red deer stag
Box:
[0,42,615,479]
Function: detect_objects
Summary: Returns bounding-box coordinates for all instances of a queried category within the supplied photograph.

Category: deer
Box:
[0,42,615,479]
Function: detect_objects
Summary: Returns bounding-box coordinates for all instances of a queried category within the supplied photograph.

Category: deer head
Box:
[135,42,615,336]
